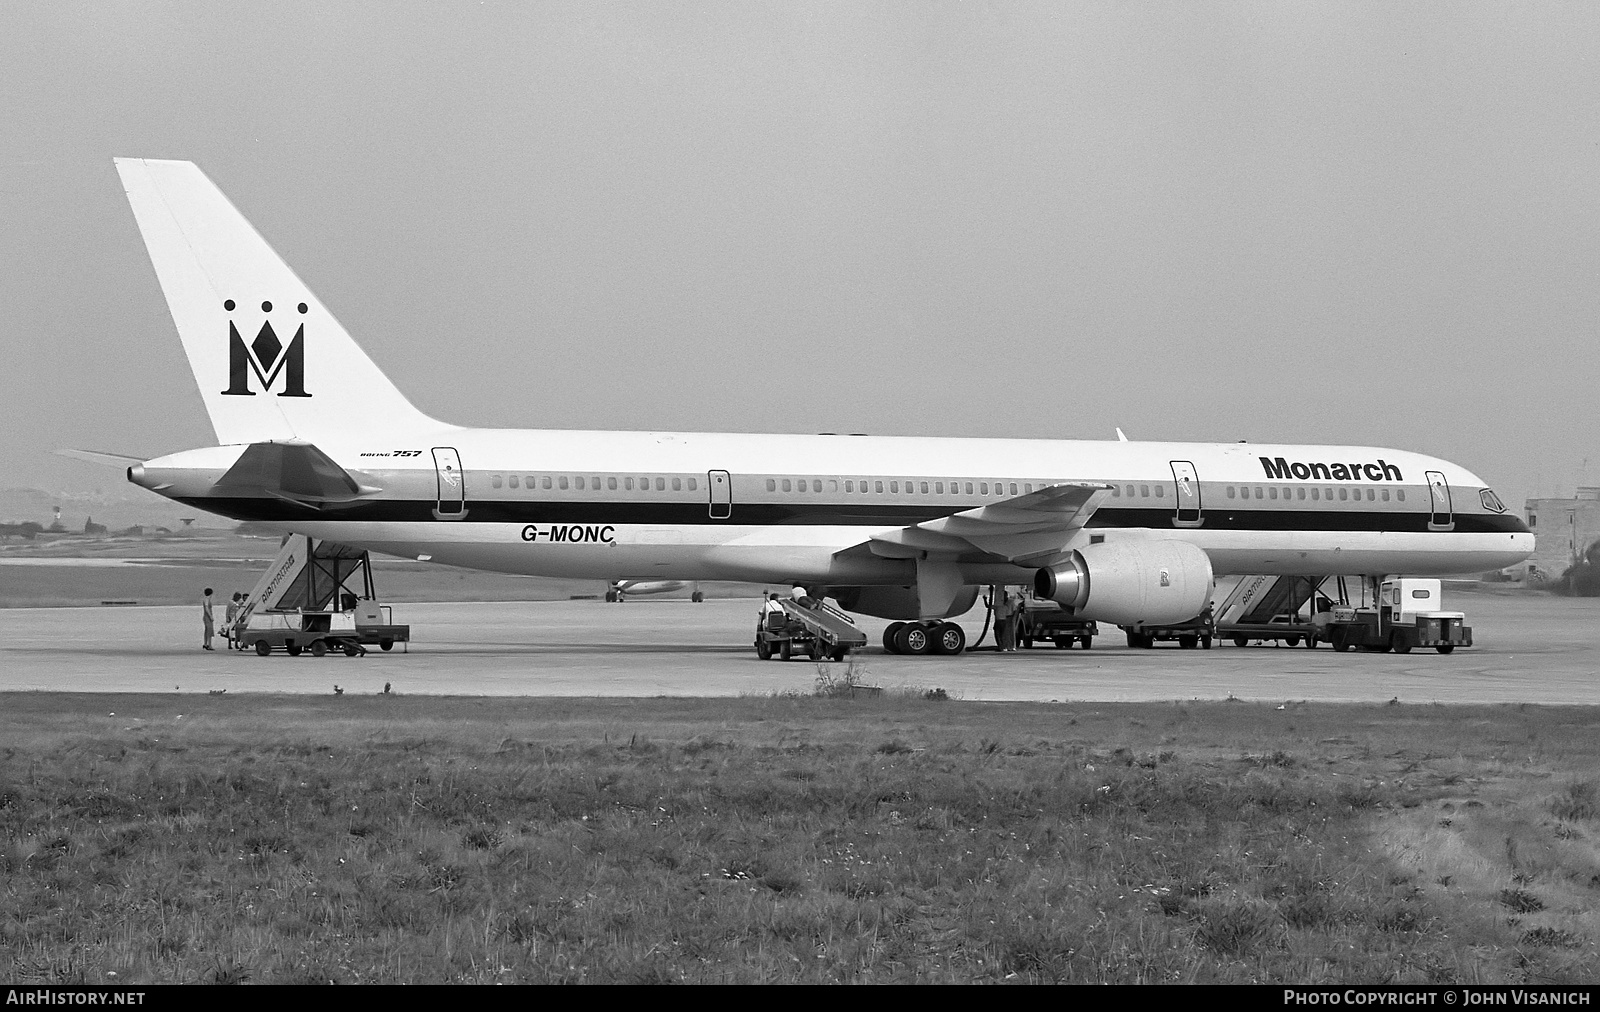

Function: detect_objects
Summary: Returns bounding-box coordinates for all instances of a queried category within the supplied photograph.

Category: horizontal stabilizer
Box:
[213,441,377,506]
[56,449,145,468]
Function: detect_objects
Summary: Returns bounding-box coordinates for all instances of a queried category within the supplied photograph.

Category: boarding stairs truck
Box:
[232,535,410,657]
[754,596,869,661]
[1213,575,1326,648]
[1315,578,1470,654]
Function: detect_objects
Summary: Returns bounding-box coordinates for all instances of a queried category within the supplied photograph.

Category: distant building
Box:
[1523,487,1600,583]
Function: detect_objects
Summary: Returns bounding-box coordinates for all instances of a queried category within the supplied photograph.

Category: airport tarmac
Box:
[1,590,1596,703]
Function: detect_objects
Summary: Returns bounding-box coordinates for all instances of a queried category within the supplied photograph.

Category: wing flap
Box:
[858,482,1113,565]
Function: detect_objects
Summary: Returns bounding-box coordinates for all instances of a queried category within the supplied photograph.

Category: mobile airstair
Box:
[231,535,410,657]
[1213,574,1326,647]
[754,597,869,661]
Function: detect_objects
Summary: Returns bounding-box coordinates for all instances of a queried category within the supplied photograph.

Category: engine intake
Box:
[1034,540,1213,627]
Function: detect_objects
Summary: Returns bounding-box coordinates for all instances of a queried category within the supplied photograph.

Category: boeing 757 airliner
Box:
[99,159,1532,654]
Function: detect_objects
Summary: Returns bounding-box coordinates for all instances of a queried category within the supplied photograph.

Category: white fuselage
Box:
[138,428,1533,590]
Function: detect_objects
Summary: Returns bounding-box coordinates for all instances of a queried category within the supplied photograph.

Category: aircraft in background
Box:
[607,580,703,603]
[101,159,1533,655]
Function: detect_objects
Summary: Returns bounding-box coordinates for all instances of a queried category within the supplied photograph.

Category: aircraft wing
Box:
[55,449,145,468]
[861,482,1112,565]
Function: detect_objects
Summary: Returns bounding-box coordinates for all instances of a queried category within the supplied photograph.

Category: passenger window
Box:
[1226,486,1235,499]
[1025,483,1034,493]
[688,478,697,491]
[542,477,552,490]
[1296,488,1304,500]
[1311,487,1320,501]
[1114,486,1122,497]
[813,480,822,492]
[1366,488,1375,501]
[525,476,535,489]
[508,475,518,489]
[1269,487,1278,500]
[905,482,914,495]
[655,478,666,491]
[1009,483,1018,495]
[491,475,502,489]
[844,480,853,492]
[639,476,650,491]
[781,479,791,492]
[575,477,585,491]
[559,476,569,490]
[1396,489,1404,502]
[1125,485,1134,497]
[980,482,988,495]
[1154,485,1162,498]
[965,482,974,494]
[672,477,682,491]
[1381,489,1389,502]
[829,479,838,492]
[934,482,943,494]
[1339,488,1347,501]
[890,481,898,493]
[920,482,929,494]
[875,481,884,493]
[1140,485,1149,497]
[604,477,615,490]
[624,477,633,490]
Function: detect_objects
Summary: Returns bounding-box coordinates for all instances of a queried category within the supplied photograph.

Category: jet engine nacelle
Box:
[1033,540,1213,627]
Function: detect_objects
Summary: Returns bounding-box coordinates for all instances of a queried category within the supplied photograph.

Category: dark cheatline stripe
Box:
[179,497,1529,535]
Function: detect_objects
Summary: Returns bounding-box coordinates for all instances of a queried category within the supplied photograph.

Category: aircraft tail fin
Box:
[114,158,444,445]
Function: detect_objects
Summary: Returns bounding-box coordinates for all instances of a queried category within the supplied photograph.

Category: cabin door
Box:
[1170,460,1202,527]
[1425,470,1453,531]
[433,447,466,519]
[708,470,732,519]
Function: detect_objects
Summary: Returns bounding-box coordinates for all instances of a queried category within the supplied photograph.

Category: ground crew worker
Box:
[993,588,1016,652]
[224,592,241,648]
[201,587,215,651]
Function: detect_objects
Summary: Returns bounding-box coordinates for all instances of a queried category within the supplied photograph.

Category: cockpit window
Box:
[1480,488,1506,513]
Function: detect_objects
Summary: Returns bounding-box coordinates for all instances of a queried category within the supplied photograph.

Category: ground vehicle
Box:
[754,597,868,661]
[1316,578,1471,654]
[238,599,410,657]
[1213,575,1325,648]
[230,535,410,657]
[1119,606,1214,649]
[1015,597,1097,649]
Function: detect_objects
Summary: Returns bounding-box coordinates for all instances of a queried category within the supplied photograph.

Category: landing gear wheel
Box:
[1286,635,1301,647]
[896,623,932,655]
[883,622,906,654]
[755,639,772,660]
[254,640,271,657]
[1233,635,1249,648]
[286,642,303,657]
[1200,635,1212,650]
[310,640,328,658]
[691,591,704,603]
[1178,635,1198,650]
[1436,644,1455,654]
[932,622,966,656]
[605,590,618,602]
[380,639,394,652]
[780,640,792,662]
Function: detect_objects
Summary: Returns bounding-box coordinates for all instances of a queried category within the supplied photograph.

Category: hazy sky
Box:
[3,2,1596,512]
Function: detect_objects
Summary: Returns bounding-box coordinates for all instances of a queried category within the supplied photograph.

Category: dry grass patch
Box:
[2,694,1599,983]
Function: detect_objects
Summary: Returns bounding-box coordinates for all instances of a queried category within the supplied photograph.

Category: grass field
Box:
[4,690,1599,983]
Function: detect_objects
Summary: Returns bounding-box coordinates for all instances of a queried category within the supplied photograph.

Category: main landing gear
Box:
[882,621,967,656]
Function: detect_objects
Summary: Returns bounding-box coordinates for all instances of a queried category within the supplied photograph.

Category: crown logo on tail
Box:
[221,299,312,398]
